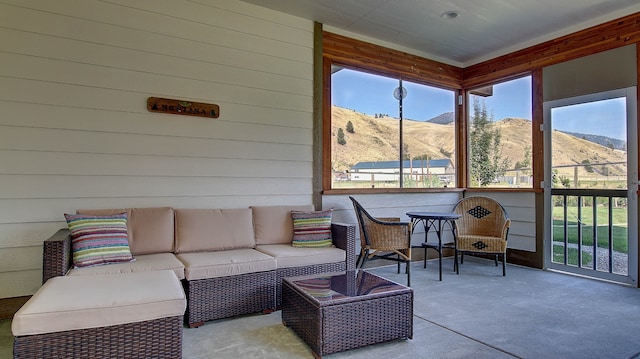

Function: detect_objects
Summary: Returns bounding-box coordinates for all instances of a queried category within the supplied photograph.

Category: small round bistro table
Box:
[406,212,461,281]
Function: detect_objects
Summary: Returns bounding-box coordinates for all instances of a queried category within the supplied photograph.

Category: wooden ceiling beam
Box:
[463,12,640,88]
[323,32,463,89]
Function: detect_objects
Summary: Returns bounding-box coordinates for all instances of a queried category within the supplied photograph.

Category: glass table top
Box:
[288,270,409,302]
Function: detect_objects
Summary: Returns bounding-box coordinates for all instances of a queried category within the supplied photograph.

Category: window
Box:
[550,96,627,190]
[467,76,533,188]
[330,66,456,189]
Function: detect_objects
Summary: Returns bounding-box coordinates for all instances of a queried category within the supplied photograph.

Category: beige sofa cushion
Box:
[251,205,314,245]
[77,207,174,255]
[175,208,255,253]
[255,244,345,269]
[177,249,276,280]
[11,270,186,336]
[66,253,185,280]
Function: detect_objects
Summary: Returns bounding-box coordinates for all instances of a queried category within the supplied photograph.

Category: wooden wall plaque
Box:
[147,97,219,118]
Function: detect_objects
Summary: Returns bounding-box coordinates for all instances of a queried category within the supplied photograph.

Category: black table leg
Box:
[437,219,443,281]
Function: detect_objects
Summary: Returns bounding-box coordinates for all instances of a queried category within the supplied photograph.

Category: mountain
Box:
[331,106,627,177]
[560,131,626,150]
[426,112,454,124]
[424,113,626,152]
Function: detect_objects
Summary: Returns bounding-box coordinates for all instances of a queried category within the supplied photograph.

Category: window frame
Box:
[465,75,535,190]
[322,32,464,193]
[329,65,458,190]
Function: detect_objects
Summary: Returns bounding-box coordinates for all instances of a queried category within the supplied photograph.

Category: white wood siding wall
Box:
[473,192,537,252]
[324,191,536,258]
[0,0,314,298]
[325,192,463,254]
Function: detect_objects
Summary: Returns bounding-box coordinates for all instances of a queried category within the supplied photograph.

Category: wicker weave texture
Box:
[350,197,411,261]
[453,196,510,254]
[457,235,507,252]
[331,223,357,271]
[184,270,276,325]
[42,229,72,284]
[282,279,413,357]
[361,215,412,254]
[13,316,183,359]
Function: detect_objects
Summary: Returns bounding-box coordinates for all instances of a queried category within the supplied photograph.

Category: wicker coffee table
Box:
[282,270,413,358]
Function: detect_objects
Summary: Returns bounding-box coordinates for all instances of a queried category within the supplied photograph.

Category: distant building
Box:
[349,159,454,184]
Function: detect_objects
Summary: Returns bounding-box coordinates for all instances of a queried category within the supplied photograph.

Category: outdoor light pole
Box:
[394,80,407,187]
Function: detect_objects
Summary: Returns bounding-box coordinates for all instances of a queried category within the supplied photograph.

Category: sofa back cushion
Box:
[251,205,315,245]
[76,207,174,255]
[174,208,255,253]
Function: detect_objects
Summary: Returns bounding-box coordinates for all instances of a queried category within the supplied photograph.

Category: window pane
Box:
[331,67,399,188]
[402,80,456,188]
[551,97,627,189]
[468,76,532,188]
[331,67,456,189]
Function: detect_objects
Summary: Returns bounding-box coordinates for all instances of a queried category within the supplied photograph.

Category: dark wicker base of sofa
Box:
[184,270,276,327]
[13,316,183,359]
[276,262,346,308]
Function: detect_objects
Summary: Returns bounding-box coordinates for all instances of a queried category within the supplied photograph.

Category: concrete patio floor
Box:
[2,257,639,358]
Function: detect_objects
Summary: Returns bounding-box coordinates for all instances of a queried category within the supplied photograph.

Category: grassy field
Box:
[553,245,593,266]
[552,205,628,251]
[552,205,628,266]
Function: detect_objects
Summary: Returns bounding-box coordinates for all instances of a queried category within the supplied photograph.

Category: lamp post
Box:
[394,81,407,187]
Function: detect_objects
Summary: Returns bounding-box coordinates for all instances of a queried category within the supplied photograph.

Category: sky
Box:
[331,68,531,121]
[551,98,626,141]
[332,68,627,140]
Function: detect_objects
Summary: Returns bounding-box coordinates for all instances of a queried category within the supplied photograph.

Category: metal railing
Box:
[551,188,627,274]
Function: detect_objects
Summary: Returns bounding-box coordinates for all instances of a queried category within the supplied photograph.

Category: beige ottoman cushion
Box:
[255,244,345,268]
[12,270,186,336]
[67,253,186,280]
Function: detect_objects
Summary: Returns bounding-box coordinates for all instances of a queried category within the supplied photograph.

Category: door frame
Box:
[542,87,638,285]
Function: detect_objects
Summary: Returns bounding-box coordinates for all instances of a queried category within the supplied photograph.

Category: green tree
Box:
[514,145,531,173]
[346,120,354,133]
[559,175,571,188]
[402,143,410,160]
[582,159,594,173]
[337,128,346,145]
[469,97,510,186]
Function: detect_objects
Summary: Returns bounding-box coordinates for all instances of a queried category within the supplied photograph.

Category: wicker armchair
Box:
[452,196,510,276]
[350,196,412,286]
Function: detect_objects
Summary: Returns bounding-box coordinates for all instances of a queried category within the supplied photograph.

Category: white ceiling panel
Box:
[238,0,640,66]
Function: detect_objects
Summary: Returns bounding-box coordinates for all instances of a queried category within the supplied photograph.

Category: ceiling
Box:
[239,0,640,67]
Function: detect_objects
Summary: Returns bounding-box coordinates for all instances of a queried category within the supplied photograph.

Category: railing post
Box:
[577,195,582,267]
[608,196,614,273]
[563,194,568,264]
[592,195,597,271]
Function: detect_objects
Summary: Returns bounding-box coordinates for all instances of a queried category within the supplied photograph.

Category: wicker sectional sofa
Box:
[41,205,356,328]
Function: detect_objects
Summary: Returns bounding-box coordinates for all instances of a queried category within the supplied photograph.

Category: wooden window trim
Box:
[465,74,536,190]
[322,12,640,193]
[322,32,463,192]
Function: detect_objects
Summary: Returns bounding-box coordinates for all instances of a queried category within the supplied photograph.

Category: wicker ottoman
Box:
[12,270,187,359]
[282,270,413,358]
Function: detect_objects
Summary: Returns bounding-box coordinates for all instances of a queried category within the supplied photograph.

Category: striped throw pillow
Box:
[64,213,134,268]
[291,209,333,247]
